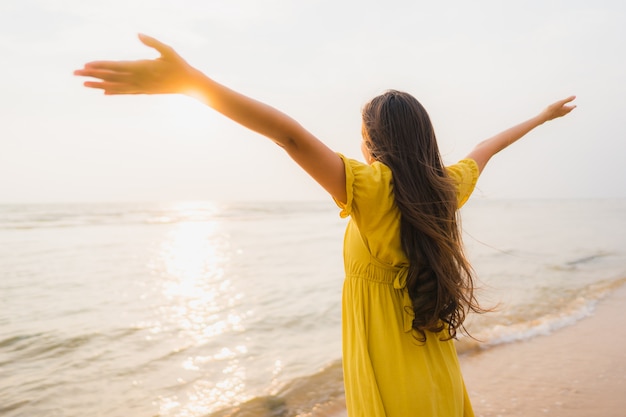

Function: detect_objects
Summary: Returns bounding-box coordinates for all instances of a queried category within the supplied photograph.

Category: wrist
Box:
[533,113,548,126]
[181,66,207,97]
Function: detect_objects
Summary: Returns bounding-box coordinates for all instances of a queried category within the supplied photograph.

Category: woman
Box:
[75,34,576,416]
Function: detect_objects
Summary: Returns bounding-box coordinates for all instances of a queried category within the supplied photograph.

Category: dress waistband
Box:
[353,256,414,333]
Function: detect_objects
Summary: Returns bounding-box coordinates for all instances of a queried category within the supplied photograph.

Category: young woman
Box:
[75,34,576,417]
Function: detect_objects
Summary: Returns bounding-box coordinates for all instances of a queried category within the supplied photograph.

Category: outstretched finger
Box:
[138,33,176,58]
[557,95,576,106]
[562,104,577,115]
[83,80,141,95]
[78,60,143,72]
[74,68,131,83]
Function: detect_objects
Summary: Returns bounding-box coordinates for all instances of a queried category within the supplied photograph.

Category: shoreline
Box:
[460,281,626,417]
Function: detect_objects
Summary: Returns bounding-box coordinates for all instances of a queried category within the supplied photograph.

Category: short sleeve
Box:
[334,153,356,218]
[445,158,479,208]
[333,153,394,222]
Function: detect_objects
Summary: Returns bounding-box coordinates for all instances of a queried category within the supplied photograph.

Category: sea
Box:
[1,199,625,417]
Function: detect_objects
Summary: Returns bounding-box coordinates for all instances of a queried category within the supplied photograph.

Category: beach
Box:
[460,282,626,417]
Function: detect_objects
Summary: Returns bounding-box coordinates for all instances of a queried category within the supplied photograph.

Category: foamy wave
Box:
[472,299,597,348]
[457,277,626,354]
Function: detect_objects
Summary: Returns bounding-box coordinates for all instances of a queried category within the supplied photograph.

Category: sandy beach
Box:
[461,282,626,417]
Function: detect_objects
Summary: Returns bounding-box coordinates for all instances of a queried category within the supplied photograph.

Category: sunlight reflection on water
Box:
[147,203,251,416]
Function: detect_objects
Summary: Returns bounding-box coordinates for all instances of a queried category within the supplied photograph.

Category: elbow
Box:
[270,118,304,151]
[274,135,298,151]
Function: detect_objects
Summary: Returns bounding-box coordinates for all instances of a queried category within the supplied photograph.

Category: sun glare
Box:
[161,221,221,285]
[148,202,252,416]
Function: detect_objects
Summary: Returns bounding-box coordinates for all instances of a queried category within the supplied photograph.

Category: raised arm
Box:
[465,96,576,173]
[74,34,347,203]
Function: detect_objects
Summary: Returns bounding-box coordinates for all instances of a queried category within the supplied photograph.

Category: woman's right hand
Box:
[74,34,199,95]
[538,96,577,123]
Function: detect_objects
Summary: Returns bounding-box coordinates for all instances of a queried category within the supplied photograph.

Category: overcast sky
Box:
[1,0,624,203]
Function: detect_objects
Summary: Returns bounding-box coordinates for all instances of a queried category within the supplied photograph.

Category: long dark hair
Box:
[362,90,482,341]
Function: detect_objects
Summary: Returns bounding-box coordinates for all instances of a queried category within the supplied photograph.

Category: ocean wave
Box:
[457,276,626,354]
[0,326,142,366]
[1,331,99,361]
[542,251,617,272]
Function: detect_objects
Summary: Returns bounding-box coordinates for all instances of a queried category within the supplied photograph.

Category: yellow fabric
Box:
[334,155,479,417]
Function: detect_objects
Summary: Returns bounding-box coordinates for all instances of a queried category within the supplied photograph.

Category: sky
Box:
[1,0,625,203]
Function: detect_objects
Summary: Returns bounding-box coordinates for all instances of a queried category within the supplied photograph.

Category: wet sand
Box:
[461,283,626,417]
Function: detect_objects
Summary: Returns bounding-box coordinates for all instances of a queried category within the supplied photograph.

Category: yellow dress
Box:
[334,155,479,417]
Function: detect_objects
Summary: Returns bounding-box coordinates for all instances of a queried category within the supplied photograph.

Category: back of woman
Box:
[336,146,479,416]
